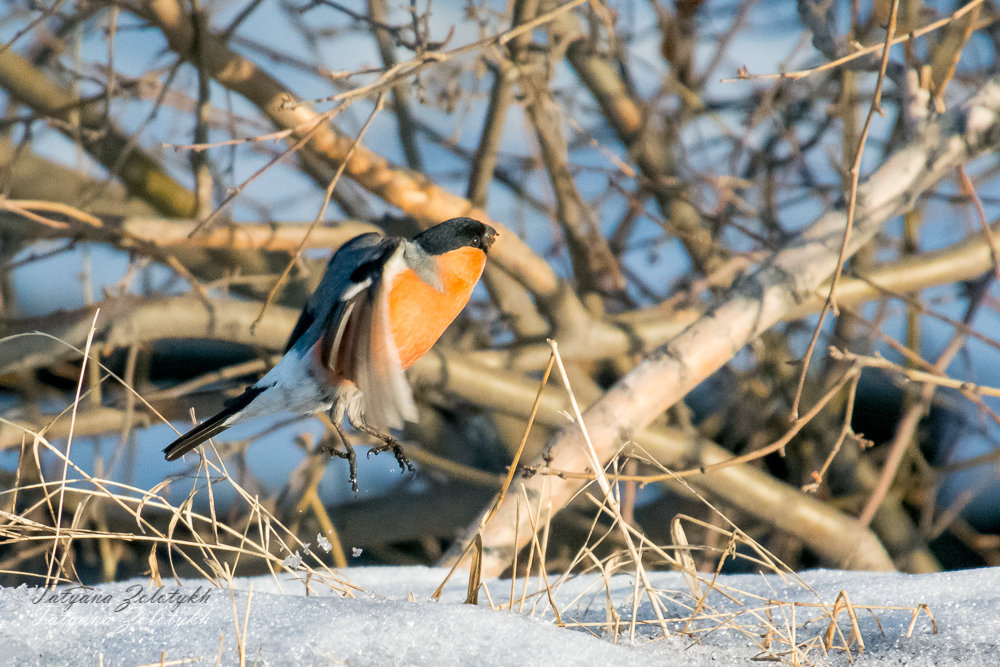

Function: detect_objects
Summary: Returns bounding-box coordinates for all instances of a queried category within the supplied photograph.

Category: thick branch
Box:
[0,296,298,377]
[477,210,1000,371]
[522,66,626,295]
[0,49,196,217]
[2,212,379,253]
[0,138,158,219]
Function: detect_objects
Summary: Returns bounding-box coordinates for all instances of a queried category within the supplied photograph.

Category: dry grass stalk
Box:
[0,337,357,595]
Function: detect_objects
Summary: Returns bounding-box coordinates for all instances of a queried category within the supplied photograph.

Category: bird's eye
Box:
[470,237,480,247]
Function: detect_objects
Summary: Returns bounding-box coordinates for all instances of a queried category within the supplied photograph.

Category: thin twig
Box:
[957,166,1000,286]
[722,0,985,82]
[791,0,899,419]
[252,93,385,331]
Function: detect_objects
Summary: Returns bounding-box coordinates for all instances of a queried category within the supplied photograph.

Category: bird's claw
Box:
[323,440,359,493]
[367,440,414,473]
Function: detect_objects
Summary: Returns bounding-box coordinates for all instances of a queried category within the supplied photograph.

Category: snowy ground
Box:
[1,566,997,666]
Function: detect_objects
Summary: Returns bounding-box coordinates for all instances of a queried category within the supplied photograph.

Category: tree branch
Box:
[0,49,196,217]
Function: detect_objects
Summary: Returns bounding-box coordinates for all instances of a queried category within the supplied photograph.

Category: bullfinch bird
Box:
[163,217,497,490]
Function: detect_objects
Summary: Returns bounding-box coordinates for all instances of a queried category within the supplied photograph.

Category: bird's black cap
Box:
[413,217,498,255]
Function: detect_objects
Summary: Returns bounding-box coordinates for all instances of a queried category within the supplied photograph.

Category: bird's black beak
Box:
[483,227,498,252]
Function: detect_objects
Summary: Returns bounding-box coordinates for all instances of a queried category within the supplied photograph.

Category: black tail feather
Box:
[163,386,264,461]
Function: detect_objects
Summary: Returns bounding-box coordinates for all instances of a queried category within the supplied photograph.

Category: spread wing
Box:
[289,233,417,430]
[285,233,387,353]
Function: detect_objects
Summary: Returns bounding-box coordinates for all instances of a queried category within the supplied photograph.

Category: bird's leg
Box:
[348,415,415,474]
[324,417,359,493]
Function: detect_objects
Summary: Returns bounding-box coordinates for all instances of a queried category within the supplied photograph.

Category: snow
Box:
[2,566,998,666]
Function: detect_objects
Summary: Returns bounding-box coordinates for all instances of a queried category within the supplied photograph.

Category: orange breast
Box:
[388,246,487,369]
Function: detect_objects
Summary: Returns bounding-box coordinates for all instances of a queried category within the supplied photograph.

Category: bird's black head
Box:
[413,218,498,255]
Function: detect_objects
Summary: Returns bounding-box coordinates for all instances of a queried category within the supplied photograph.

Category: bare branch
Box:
[0,49,196,216]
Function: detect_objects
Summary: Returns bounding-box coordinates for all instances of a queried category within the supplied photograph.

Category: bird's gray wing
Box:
[301,236,417,430]
[284,232,389,354]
